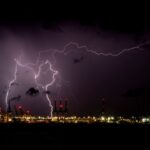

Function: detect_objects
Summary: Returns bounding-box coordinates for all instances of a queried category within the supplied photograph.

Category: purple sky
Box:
[0,6,150,116]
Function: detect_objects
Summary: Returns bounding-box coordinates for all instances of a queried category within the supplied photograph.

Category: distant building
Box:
[54,100,68,116]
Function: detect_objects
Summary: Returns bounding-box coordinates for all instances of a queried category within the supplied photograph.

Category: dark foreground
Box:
[0,123,149,149]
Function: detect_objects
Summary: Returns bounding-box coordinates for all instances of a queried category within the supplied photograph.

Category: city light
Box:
[0,110,150,124]
[142,118,150,123]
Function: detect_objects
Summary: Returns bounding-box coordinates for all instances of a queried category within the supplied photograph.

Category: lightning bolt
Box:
[45,60,58,117]
[5,59,18,111]
[5,40,150,117]
[53,41,150,57]
[5,56,59,117]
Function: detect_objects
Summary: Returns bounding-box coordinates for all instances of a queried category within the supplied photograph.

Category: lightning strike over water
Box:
[5,40,150,117]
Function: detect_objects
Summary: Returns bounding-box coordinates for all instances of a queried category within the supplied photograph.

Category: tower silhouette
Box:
[7,100,11,113]
[64,101,68,113]
[54,100,57,113]
[101,97,105,116]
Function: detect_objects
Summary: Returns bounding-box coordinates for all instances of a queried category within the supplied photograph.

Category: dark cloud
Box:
[73,56,84,64]
[43,90,51,95]
[41,21,63,32]
[123,87,150,98]
[140,43,150,52]
[10,95,21,102]
[26,87,39,96]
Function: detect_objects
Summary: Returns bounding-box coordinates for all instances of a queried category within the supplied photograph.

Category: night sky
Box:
[0,3,150,116]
